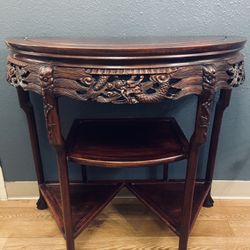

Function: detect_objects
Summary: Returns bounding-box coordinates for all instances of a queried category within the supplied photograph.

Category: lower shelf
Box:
[40,182,123,238]
[40,181,210,239]
[127,181,211,235]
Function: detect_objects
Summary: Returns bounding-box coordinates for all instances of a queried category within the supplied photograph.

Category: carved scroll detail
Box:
[227,61,245,87]
[6,56,245,104]
[7,60,42,94]
[55,72,180,104]
[39,66,56,142]
[39,66,53,87]
[7,62,29,88]
[199,65,216,141]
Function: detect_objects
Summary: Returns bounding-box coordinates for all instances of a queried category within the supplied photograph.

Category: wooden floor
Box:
[0,197,250,249]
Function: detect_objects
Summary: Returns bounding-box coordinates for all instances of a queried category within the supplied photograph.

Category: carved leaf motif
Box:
[227,61,245,87]
[6,63,30,88]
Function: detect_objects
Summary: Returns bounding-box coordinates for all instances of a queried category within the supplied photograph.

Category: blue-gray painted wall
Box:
[0,0,249,181]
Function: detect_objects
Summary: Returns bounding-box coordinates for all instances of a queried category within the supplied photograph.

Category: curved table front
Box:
[5,36,246,250]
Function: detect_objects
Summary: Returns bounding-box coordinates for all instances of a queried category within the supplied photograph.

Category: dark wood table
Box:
[5,36,246,250]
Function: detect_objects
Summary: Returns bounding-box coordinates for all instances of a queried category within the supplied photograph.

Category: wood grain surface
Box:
[66,118,188,167]
[5,37,247,250]
[6,36,246,59]
[1,198,250,250]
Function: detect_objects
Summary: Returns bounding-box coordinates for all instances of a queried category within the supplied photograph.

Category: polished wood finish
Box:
[5,36,246,250]
[66,118,189,168]
[6,52,245,104]
[127,181,210,234]
[6,36,246,61]
[16,87,44,184]
[16,87,47,210]
[40,182,123,238]
[38,65,74,249]
[204,89,232,207]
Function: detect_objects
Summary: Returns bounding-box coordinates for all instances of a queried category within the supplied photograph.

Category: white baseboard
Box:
[4,180,250,200]
[211,180,250,199]
[0,167,7,200]
[5,181,39,200]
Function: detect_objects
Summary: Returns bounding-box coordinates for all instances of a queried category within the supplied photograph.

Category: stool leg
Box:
[203,89,232,208]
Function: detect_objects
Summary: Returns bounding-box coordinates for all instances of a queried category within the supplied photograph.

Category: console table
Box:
[5,36,246,250]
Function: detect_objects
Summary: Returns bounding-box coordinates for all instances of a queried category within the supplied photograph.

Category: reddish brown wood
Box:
[203,89,232,207]
[179,65,216,250]
[16,87,47,210]
[40,67,74,250]
[40,182,123,238]
[55,148,74,250]
[16,87,44,184]
[127,181,210,234]
[6,36,246,62]
[66,118,189,168]
[6,54,245,104]
[5,37,246,250]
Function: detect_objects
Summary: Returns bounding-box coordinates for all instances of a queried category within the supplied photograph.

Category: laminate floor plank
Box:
[1,199,250,249]
[0,239,7,250]
[0,200,35,208]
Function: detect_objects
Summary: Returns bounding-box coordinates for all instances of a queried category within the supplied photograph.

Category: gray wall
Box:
[0,0,249,181]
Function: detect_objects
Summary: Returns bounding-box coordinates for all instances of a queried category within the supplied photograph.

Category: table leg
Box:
[56,147,75,250]
[203,89,232,207]
[44,101,74,250]
[179,142,200,250]
[179,65,216,249]
[40,66,74,250]
[16,87,47,210]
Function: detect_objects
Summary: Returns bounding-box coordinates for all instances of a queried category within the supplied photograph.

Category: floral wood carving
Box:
[7,60,41,94]
[7,62,29,88]
[227,61,245,87]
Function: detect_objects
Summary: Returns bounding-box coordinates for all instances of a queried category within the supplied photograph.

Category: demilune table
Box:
[5,36,246,250]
